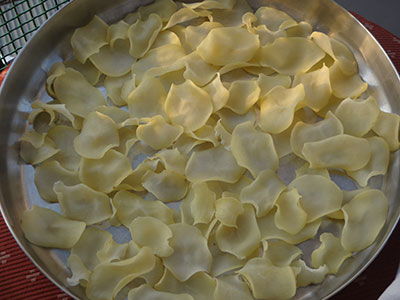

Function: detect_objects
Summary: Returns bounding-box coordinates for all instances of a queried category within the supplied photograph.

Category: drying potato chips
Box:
[20,0,398,299]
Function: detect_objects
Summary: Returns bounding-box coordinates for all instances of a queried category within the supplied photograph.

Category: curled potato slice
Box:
[372,111,400,151]
[79,149,132,193]
[47,125,80,171]
[215,196,244,228]
[240,170,285,217]
[182,52,218,87]
[138,0,177,22]
[257,74,291,97]
[137,115,183,150]
[334,96,380,137]
[165,80,213,132]
[217,107,256,133]
[86,247,155,300]
[329,61,368,99]
[341,189,388,252]
[216,204,260,259]
[142,169,188,203]
[155,148,186,175]
[257,210,321,244]
[231,121,278,177]
[292,259,328,287]
[263,240,302,267]
[203,73,229,112]
[129,216,173,257]
[128,284,193,300]
[127,76,167,119]
[54,181,112,225]
[274,188,307,235]
[189,182,216,225]
[238,257,296,300]
[289,174,342,222]
[293,65,332,111]
[259,37,325,75]
[65,58,101,85]
[225,80,260,114]
[20,135,59,165]
[89,40,135,77]
[259,85,305,134]
[163,223,212,281]
[128,14,162,58]
[155,270,216,300]
[302,134,371,171]
[74,111,119,159]
[71,16,108,64]
[197,27,260,66]
[311,233,351,274]
[53,68,106,117]
[185,21,223,51]
[185,145,245,183]
[255,6,297,31]
[290,111,343,159]
[21,205,85,249]
[214,275,253,300]
[112,190,174,226]
[347,137,390,187]
[34,160,80,203]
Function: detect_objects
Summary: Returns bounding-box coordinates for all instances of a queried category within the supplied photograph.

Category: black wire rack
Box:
[0,0,71,71]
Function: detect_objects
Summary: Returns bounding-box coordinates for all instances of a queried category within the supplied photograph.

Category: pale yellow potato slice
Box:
[341,189,388,252]
[257,211,321,244]
[186,145,245,183]
[86,247,155,300]
[302,134,371,171]
[292,259,328,287]
[155,270,216,300]
[164,7,211,30]
[74,111,119,159]
[372,110,400,151]
[263,240,302,267]
[255,6,297,31]
[67,254,90,286]
[257,73,291,97]
[215,204,260,259]
[214,119,232,149]
[290,111,343,159]
[216,107,256,133]
[238,257,296,300]
[65,58,101,85]
[184,0,235,10]
[334,96,380,137]
[260,37,325,75]
[197,27,260,66]
[128,14,162,58]
[329,61,368,99]
[103,73,133,106]
[165,80,213,131]
[142,169,188,203]
[20,135,59,166]
[259,85,305,134]
[117,158,160,192]
[138,0,177,22]
[185,21,223,51]
[155,148,187,175]
[274,188,307,235]
[289,174,342,222]
[214,275,253,300]
[311,233,351,274]
[71,16,108,64]
[128,284,193,300]
[90,40,135,77]
[293,65,332,111]
[137,115,183,150]
[225,80,260,114]
[347,137,390,187]
[182,52,218,87]
[53,68,106,117]
[34,160,80,202]
[107,20,129,47]
[54,181,112,225]
[215,196,244,228]
[295,162,330,179]
[163,223,212,281]
[79,149,132,193]
[47,125,80,171]
[189,182,216,225]
[240,169,285,217]
[231,121,278,177]
[112,190,174,227]
[21,205,85,249]
[203,73,229,112]
[129,216,173,257]
[127,76,167,119]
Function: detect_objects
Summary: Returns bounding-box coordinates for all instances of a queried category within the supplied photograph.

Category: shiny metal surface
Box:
[0,0,399,299]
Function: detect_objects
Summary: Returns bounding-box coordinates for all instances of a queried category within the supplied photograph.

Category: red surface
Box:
[1,13,400,300]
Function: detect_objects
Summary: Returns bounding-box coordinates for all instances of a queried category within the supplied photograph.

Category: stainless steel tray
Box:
[1,0,400,299]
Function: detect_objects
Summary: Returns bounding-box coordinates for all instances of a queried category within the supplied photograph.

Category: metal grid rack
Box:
[0,0,71,71]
